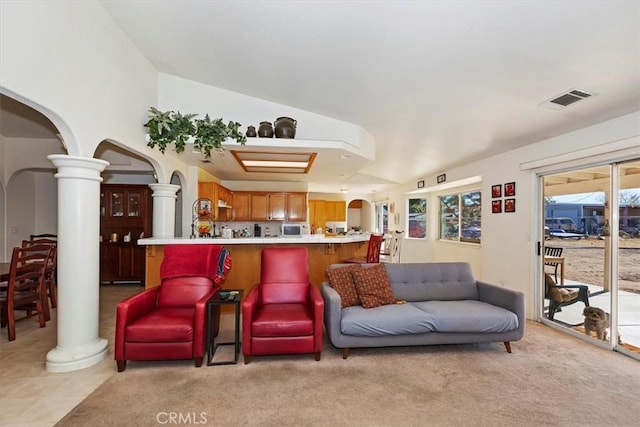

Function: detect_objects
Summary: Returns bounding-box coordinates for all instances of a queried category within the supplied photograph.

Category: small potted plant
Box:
[144,107,246,159]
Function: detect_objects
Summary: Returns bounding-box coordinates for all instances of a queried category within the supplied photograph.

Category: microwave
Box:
[281,223,304,236]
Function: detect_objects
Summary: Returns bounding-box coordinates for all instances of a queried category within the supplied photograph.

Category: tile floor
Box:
[0,285,140,426]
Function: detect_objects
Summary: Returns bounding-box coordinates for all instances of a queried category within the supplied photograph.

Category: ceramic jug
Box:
[246,125,257,137]
[258,121,274,138]
[274,116,297,139]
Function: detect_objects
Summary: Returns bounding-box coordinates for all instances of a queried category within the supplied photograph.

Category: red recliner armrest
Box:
[241,285,260,356]
[309,285,324,353]
[192,286,220,358]
[115,287,160,361]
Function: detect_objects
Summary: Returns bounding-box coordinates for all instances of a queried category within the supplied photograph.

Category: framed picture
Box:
[492,200,502,213]
[505,198,516,213]
[437,174,446,184]
[491,184,502,198]
[389,202,395,214]
[394,212,400,225]
[504,182,516,197]
[417,180,425,189]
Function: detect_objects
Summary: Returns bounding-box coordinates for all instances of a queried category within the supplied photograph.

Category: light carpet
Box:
[56,321,640,427]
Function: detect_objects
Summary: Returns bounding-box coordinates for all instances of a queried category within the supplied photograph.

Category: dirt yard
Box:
[546,237,640,293]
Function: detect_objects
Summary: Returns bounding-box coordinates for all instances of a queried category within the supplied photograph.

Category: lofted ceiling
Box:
[2,1,639,194]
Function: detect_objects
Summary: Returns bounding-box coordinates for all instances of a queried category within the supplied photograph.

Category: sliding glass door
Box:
[541,159,639,359]
[616,160,640,356]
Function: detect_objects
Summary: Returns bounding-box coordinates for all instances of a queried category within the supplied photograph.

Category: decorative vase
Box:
[274,116,297,138]
[258,121,274,138]
[246,125,257,137]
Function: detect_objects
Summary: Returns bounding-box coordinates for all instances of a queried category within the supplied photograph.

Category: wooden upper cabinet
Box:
[310,199,345,224]
[268,194,287,221]
[198,182,233,221]
[250,193,269,221]
[232,192,251,221]
[329,201,346,221]
[309,199,327,229]
[287,193,307,221]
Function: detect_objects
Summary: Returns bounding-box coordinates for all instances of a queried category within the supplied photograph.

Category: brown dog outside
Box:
[583,306,622,344]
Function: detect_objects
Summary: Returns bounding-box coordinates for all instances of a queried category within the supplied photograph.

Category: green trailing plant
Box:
[144,107,246,158]
[193,114,246,158]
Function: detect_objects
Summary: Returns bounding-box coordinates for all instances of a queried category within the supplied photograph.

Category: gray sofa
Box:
[321,262,525,359]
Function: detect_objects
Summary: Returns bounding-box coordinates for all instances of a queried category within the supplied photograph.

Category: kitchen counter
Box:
[139,235,372,304]
[138,234,370,245]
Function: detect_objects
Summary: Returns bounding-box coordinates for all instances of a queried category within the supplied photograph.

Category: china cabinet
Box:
[100,184,152,284]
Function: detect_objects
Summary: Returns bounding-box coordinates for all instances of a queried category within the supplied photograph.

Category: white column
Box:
[45,154,109,373]
[149,183,180,238]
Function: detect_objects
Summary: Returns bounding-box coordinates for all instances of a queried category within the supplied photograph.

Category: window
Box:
[439,190,481,243]
[375,202,389,234]
[407,198,426,238]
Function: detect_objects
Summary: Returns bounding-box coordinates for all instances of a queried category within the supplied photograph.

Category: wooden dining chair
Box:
[29,233,57,240]
[0,245,51,341]
[23,239,58,310]
[344,234,384,264]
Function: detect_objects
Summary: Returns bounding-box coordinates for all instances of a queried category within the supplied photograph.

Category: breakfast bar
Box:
[138,235,371,295]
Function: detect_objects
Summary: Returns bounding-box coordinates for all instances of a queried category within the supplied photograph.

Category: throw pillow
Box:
[327,265,362,308]
[352,264,396,309]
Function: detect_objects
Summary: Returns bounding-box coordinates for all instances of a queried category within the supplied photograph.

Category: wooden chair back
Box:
[1,245,50,340]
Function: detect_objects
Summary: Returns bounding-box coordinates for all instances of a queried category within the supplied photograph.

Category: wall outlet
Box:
[10,226,18,234]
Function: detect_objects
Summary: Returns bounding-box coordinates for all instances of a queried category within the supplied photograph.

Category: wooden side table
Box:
[206,289,243,365]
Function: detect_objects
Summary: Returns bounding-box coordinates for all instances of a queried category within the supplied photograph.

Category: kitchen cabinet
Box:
[232,192,251,221]
[268,194,287,221]
[198,182,232,221]
[309,199,327,230]
[287,193,307,221]
[309,199,345,230]
[233,192,306,221]
[251,193,286,221]
[100,184,152,284]
[326,201,346,221]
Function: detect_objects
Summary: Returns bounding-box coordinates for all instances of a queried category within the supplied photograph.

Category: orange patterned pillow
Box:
[352,264,396,309]
[327,265,362,308]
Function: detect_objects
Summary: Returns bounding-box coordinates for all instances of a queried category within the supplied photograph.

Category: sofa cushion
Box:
[327,264,362,308]
[412,300,518,333]
[352,264,396,309]
[125,308,195,342]
[341,303,436,336]
[251,304,314,337]
[385,263,480,301]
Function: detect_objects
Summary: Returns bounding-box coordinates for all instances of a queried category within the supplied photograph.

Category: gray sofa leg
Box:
[342,348,350,359]
[503,342,512,353]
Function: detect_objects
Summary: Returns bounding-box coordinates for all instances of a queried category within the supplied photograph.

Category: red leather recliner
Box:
[242,247,324,363]
[115,244,230,372]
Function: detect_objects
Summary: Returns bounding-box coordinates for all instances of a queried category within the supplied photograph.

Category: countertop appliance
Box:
[281,223,303,237]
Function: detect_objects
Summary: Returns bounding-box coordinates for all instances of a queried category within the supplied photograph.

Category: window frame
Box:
[406,197,427,239]
[438,189,481,244]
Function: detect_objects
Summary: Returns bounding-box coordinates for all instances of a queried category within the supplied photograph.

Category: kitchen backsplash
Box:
[214,221,308,237]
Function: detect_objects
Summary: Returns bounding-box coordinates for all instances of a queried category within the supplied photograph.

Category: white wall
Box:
[379,111,640,318]
[34,172,58,236]
[158,73,375,155]
[6,171,36,253]
[0,1,158,158]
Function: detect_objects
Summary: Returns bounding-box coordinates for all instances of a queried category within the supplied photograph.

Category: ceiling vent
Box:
[540,88,596,110]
